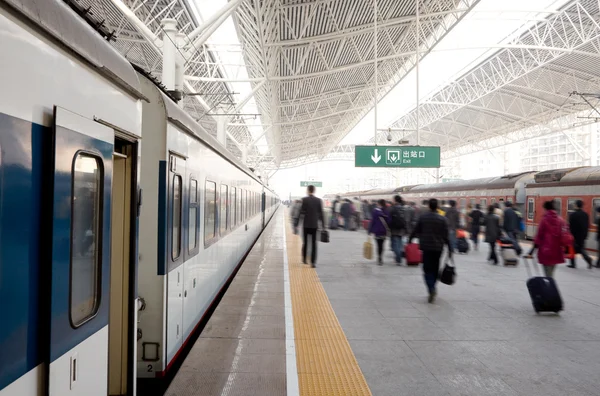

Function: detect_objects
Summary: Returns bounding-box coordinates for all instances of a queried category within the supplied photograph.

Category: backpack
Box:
[390,205,406,231]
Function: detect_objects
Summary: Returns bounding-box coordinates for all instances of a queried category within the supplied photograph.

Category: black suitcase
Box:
[457,238,469,254]
[524,257,563,313]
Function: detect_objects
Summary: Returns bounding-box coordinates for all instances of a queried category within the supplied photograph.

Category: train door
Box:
[108,139,138,396]
[48,107,114,396]
[526,197,536,239]
[166,153,186,364]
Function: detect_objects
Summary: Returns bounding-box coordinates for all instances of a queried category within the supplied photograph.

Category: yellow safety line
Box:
[285,220,372,396]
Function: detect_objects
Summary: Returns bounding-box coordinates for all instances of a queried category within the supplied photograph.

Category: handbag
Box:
[320,229,329,243]
[363,237,373,260]
[439,258,456,285]
[379,216,391,237]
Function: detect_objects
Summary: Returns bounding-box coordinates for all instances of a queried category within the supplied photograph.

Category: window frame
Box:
[231,187,237,227]
[592,198,600,225]
[527,198,535,221]
[69,151,104,328]
[188,176,200,256]
[171,173,183,261]
[553,197,562,216]
[567,197,582,215]
[480,198,487,208]
[219,184,229,234]
[204,180,218,246]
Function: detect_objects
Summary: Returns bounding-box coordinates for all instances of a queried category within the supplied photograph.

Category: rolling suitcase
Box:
[349,217,358,231]
[500,245,518,266]
[457,238,469,254]
[362,219,370,230]
[329,215,339,230]
[404,243,422,265]
[524,257,563,313]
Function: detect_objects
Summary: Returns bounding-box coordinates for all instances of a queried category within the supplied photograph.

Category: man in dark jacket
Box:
[445,200,459,252]
[409,199,452,303]
[297,185,325,267]
[568,200,592,268]
[340,199,352,231]
[503,201,522,256]
[390,195,407,264]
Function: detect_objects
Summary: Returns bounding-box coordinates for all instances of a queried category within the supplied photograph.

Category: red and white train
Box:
[336,166,600,252]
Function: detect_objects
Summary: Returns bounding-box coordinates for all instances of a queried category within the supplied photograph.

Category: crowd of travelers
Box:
[292,187,600,305]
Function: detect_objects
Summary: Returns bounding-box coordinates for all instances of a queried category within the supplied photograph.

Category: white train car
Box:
[136,75,278,381]
[0,0,144,395]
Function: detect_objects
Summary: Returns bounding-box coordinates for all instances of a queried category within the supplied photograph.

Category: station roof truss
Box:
[234,0,479,167]
[331,0,600,165]
[64,0,600,170]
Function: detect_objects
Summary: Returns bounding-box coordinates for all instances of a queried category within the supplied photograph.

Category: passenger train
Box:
[0,1,278,395]
[335,167,600,252]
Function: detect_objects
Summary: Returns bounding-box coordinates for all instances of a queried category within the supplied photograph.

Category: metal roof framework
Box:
[234,0,480,167]
[67,0,600,172]
[68,0,479,170]
[330,0,600,165]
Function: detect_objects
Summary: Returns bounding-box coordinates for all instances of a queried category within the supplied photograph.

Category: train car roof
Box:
[409,171,536,193]
[5,0,145,100]
[159,88,273,192]
[531,166,600,185]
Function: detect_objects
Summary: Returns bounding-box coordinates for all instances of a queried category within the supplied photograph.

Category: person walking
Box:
[484,205,501,265]
[445,200,460,252]
[390,195,407,265]
[362,200,371,220]
[340,199,352,231]
[568,200,593,268]
[469,204,484,251]
[525,200,566,277]
[296,185,325,267]
[291,199,302,234]
[368,199,390,265]
[503,201,523,256]
[409,199,452,303]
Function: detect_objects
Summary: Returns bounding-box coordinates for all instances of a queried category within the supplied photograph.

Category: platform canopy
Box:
[71,0,600,170]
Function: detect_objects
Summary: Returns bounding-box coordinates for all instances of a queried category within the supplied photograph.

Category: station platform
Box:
[166,208,600,396]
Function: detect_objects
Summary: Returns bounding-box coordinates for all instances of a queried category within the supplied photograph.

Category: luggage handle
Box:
[523,254,541,278]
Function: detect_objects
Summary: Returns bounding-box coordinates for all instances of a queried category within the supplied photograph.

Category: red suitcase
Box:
[362,219,370,230]
[405,243,422,265]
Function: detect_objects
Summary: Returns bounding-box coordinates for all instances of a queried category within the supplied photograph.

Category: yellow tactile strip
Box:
[286,222,372,396]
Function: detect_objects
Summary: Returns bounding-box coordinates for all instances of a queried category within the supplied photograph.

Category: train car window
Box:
[480,198,487,208]
[459,198,466,209]
[593,198,600,223]
[189,178,199,252]
[220,185,228,233]
[204,181,217,242]
[172,175,182,260]
[553,198,562,216]
[527,198,535,220]
[491,198,496,205]
[506,197,513,203]
[469,198,476,207]
[237,189,242,223]
[70,153,103,327]
[231,187,237,227]
[567,198,581,215]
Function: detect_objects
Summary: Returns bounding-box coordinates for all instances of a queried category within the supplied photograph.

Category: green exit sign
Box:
[355,145,440,168]
[300,181,322,187]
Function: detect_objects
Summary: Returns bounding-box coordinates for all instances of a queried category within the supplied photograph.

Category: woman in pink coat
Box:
[525,201,566,277]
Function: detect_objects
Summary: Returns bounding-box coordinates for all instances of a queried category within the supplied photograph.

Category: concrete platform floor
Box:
[318,228,600,395]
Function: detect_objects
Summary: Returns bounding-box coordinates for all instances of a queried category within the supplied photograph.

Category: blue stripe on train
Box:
[0,114,47,390]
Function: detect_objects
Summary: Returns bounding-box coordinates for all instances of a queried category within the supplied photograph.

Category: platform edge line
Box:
[283,212,300,396]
